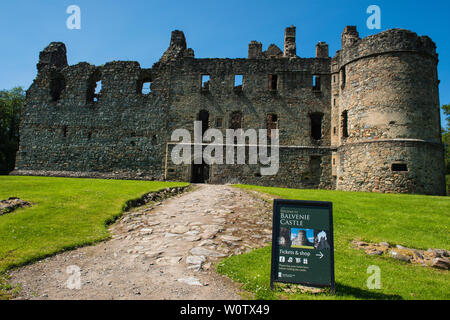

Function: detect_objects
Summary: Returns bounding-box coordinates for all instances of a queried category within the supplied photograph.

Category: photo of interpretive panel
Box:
[278,227,331,250]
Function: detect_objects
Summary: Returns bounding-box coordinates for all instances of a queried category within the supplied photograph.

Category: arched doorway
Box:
[191,110,210,183]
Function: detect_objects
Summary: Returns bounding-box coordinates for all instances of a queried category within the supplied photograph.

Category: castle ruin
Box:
[13,26,446,195]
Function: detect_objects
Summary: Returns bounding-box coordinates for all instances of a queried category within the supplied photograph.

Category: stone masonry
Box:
[13,26,446,195]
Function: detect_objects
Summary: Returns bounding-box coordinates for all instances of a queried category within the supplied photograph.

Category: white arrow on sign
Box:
[316,251,324,259]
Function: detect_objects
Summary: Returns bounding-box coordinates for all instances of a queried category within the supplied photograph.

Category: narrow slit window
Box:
[266,114,278,140]
[392,163,408,172]
[269,74,278,91]
[342,110,349,138]
[202,75,210,91]
[340,68,346,89]
[93,80,102,103]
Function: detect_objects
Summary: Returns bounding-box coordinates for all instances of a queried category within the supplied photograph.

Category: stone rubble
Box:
[352,239,450,270]
[0,197,31,216]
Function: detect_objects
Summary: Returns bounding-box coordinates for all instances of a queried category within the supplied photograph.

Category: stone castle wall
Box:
[13,26,446,195]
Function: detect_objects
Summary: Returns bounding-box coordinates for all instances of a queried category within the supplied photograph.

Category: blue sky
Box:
[0,0,448,128]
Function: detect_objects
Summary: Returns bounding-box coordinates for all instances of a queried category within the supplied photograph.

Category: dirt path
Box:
[9,184,273,300]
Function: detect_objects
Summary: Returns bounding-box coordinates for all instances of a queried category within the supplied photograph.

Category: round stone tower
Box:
[333,27,445,195]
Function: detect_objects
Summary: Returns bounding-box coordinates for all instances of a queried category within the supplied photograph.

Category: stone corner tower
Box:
[332,26,446,195]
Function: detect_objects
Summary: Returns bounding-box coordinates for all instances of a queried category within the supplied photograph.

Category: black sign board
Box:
[270,199,335,291]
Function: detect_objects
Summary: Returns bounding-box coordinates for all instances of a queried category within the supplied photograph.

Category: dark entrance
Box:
[191,110,210,183]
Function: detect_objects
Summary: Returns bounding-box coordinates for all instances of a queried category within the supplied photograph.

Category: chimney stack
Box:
[283,25,296,57]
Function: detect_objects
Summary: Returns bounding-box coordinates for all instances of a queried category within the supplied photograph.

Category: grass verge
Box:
[216,185,450,300]
[0,176,188,273]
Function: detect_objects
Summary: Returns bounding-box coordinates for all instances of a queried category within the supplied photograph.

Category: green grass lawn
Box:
[217,185,450,300]
[0,176,188,273]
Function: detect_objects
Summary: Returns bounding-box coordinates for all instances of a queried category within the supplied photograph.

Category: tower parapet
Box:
[338,28,437,67]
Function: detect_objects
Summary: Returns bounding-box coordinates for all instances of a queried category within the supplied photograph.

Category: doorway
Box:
[191,110,210,183]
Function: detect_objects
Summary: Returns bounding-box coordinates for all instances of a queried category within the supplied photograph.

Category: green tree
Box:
[0,87,25,174]
[442,105,450,199]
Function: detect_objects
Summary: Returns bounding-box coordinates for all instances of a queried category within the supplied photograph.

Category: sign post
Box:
[270,199,335,292]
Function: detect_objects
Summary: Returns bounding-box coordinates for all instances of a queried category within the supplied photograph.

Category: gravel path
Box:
[9,184,273,300]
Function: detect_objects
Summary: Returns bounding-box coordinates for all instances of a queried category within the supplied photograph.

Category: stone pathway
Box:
[9,184,273,300]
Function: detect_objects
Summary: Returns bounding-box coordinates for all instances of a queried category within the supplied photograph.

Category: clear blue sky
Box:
[0,0,448,128]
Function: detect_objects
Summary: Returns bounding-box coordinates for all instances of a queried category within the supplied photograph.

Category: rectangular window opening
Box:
[234,75,243,88]
[269,74,278,91]
[230,111,242,130]
[215,117,223,128]
[313,75,321,91]
[392,163,408,172]
[310,113,323,140]
[202,75,210,90]
[141,81,151,95]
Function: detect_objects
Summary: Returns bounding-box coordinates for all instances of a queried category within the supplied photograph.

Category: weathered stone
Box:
[177,277,203,286]
[190,247,226,257]
[140,228,153,235]
[0,198,32,216]
[186,255,206,265]
[184,235,201,242]
[220,235,242,242]
[367,250,383,256]
[144,251,164,259]
[171,225,190,234]
[431,258,450,270]
[390,250,412,262]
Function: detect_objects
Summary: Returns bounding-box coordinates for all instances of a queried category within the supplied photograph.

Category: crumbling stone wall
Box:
[13,26,446,195]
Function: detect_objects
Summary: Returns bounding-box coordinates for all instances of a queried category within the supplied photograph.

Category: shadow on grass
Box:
[335,283,403,300]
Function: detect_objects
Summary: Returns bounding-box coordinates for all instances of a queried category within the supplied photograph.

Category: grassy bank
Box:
[217,185,450,300]
[0,176,188,273]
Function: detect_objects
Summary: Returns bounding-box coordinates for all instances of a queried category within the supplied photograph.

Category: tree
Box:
[441,105,450,177]
[0,87,25,174]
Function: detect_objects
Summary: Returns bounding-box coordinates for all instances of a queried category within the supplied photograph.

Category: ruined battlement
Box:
[14,26,446,196]
[335,28,438,69]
